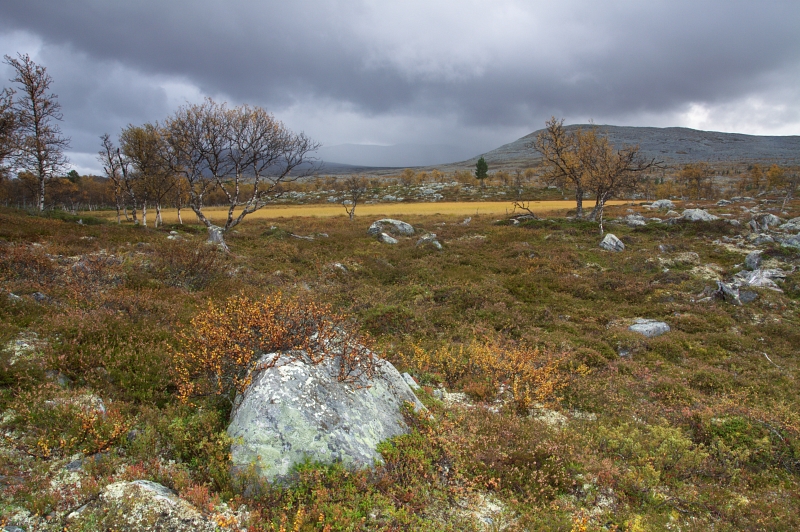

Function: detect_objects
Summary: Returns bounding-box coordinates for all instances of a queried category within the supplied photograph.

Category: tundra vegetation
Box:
[1,184,800,530]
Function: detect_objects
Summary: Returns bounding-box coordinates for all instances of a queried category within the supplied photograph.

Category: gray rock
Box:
[379,233,398,245]
[739,290,758,304]
[206,225,229,252]
[68,480,216,531]
[651,199,675,210]
[32,292,49,303]
[716,199,732,206]
[755,213,782,229]
[734,268,786,291]
[716,281,741,305]
[782,235,800,250]
[227,351,425,482]
[461,217,472,225]
[744,251,762,270]
[599,233,625,252]
[629,319,670,338]
[749,233,774,246]
[367,219,415,237]
[7,292,22,302]
[416,233,442,250]
[401,372,421,390]
[681,209,719,222]
[624,214,647,227]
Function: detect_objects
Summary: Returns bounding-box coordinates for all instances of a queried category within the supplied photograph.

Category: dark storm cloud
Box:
[1,0,799,169]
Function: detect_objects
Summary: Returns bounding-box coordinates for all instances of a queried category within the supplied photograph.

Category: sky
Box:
[1,1,799,173]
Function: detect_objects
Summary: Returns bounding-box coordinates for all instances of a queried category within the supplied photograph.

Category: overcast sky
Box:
[2,1,799,173]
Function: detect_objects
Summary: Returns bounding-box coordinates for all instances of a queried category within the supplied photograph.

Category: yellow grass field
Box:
[91,200,629,224]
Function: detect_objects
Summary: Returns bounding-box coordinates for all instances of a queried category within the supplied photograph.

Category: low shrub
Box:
[172,293,377,405]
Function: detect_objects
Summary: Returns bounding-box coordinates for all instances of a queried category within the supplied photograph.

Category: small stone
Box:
[599,233,625,252]
[744,251,762,270]
[379,233,398,244]
[716,281,742,305]
[739,290,758,304]
[681,209,719,222]
[628,318,670,337]
[32,292,49,303]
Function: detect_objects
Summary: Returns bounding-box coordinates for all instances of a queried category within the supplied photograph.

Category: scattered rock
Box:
[651,199,675,210]
[7,292,22,302]
[68,480,216,531]
[782,235,800,250]
[628,318,670,338]
[206,225,229,252]
[680,209,719,222]
[624,214,647,227]
[599,233,625,252]
[379,233,398,245]
[745,251,762,270]
[734,268,787,291]
[754,213,782,230]
[739,290,759,304]
[461,217,472,225]
[716,199,732,206]
[716,281,742,305]
[748,233,774,246]
[367,219,415,237]
[416,233,442,250]
[227,351,425,481]
[32,292,50,303]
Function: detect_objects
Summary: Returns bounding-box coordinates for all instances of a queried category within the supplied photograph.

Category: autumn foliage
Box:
[172,293,376,403]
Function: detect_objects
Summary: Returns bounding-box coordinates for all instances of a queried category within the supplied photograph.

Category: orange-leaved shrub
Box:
[172,293,376,404]
[407,340,566,411]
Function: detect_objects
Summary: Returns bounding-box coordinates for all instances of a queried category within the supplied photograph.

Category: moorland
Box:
[2,185,800,530]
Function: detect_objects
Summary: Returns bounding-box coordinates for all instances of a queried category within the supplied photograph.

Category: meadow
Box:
[1,197,799,531]
[93,200,628,225]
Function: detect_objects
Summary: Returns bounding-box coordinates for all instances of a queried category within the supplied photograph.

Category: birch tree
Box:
[4,53,70,211]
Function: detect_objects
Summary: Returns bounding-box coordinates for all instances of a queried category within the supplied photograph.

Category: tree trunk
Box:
[177,205,183,225]
[575,189,584,218]
[38,176,46,212]
[141,202,147,227]
[155,203,162,227]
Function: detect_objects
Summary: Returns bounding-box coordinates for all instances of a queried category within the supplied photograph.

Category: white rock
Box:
[628,318,670,338]
[599,233,625,252]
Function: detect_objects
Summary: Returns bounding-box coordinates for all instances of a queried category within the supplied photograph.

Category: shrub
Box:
[172,293,377,405]
[406,340,566,411]
[150,239,227,291]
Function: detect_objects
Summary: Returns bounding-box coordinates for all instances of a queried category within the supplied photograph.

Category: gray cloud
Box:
[1,0,799,171]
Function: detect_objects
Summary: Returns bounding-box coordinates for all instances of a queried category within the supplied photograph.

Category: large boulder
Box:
[367,219,415,237]
[681,209,719,222]
[227,351,425,482]
[782,234,800,250]
[599,233,625,252]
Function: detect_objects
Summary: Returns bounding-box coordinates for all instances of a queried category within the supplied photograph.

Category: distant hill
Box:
[448,125,800,171]
[309,126,800,176]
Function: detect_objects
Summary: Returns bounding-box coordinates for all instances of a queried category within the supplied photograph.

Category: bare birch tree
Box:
[164,98,319,244]
[4,53,70,211]
[340,175,368,221]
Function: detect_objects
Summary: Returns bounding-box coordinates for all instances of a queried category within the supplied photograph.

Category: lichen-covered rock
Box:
[67,480,216,531]
[754,213,782,230]
[651,199,675,210]
[379,233,398,244]
[227,352,425,481]
[367,219,415,237]
[681,209,719,222]
[207,225,229,252]
[782,234,800,250]
[744,251,762,270]
[628,318,670,337]
[599,233,625,252]
[416,233,442,250]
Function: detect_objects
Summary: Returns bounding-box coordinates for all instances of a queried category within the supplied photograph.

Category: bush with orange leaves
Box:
[407,340,566,411]
[173,293,376,405]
